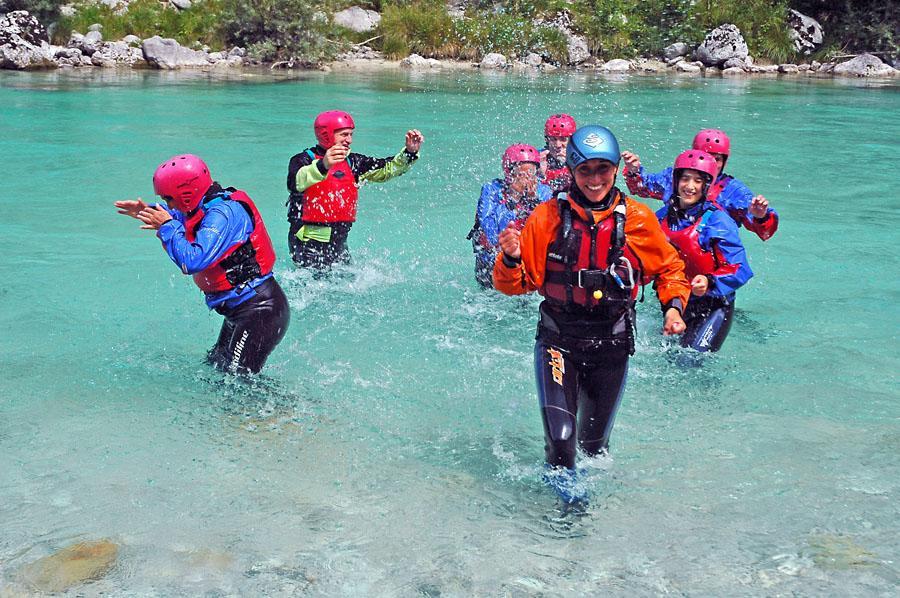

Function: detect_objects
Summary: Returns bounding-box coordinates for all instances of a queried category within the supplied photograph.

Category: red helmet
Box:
[692,128,730,156]
[545,114,577,137]
[314,110,355,149]
[502,143,541,180]
[673,149,718,192]
[152,154,213,214]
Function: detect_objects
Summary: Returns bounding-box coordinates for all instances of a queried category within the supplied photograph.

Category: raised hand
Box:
[114,199,149,219]
[498,222,522,260]
[323,144,350,169]
[136,204,173,230]
[749,195,769,219]
[405,129,424,153]
[621,151,641,175]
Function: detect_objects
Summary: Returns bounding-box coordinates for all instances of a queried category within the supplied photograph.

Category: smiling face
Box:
[573,159,618,203]
[676,169,708,208]
[332,128,354,148]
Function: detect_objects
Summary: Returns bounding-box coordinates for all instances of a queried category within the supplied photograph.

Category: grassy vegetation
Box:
[12,0,894,65]
[54,0,225,48]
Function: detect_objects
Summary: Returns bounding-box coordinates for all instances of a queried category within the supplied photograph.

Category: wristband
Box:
[663,298,684,316]
[502,253,522,268]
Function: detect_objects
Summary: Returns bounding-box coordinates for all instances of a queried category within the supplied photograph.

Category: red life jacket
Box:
[659,209,718,280]
[706,174,733,209]
[300,150,359,223]
[543,165,571,193]
[541,193,641,310]
[542,152,571,194]
[187,190,277,293]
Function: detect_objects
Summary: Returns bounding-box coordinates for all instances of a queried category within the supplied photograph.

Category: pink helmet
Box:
[692,128,731,156]
[314,110,355,149]
[502,143,541,180]
[152,154,213,214]
[673,149,718,191]
[545,114,577,137]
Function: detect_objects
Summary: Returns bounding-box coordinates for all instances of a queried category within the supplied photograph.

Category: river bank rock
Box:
[779,63,799,74]
[334,6,381,32]
[598,58,632,72]
[696,24,748,67]
[536,12,589,66]
[788,9,823,55]
[663,42,691,61]
[833,53,897,77]
[479,52,507,69]
[676,61,701,73]
[142,35,210,68]
[400,53,441,68]
[19,539,118,593]
[0,11,56,69]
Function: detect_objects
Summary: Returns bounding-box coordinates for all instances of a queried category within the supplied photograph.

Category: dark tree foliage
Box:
[0,0,64,23]
[791,0,898,55]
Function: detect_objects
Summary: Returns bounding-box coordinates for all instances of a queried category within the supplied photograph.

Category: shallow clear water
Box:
[1,68,898,595]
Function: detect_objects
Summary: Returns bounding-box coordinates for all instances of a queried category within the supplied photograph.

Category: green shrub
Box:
[455,13,568,61]
[219,0,340,63]
[54,0,225,48]
[377,1,457,58]
[375,1,567,61]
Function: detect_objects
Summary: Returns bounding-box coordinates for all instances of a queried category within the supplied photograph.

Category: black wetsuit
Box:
[680,295,734,353]
[286,146,418,270]
[534,302,633,469]
[208,278,290,375]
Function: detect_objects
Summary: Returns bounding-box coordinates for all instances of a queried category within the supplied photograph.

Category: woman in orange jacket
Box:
[493,125,690,503]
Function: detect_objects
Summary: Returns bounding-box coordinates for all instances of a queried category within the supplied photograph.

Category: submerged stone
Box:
[19,539,118,593]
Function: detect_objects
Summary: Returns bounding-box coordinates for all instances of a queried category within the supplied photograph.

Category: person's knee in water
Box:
[286,110,424,271]
[115,154,290,375]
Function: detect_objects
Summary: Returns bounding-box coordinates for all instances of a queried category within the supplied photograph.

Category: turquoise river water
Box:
[1,68,898,595]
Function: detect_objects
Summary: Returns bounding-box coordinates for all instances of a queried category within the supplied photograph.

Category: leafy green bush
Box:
[455,13,568,61]
[219,0,340,63]
[54,0,225,48]
[378,0,457,58]
[375,0,567,61]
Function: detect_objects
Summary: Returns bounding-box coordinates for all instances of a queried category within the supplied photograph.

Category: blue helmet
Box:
[566,125,621,170]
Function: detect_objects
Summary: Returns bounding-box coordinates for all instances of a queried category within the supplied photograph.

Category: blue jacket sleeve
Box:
[700,211,753,298]
[157,202,253,274]
[632,166,673,202]
[477,181,506,247]
[716,177,779,240]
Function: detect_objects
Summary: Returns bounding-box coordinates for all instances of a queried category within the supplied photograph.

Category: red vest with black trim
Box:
[300,151,359,223]
[660,210,717,280]
[542,195,641,310]
[187,190,277,293]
